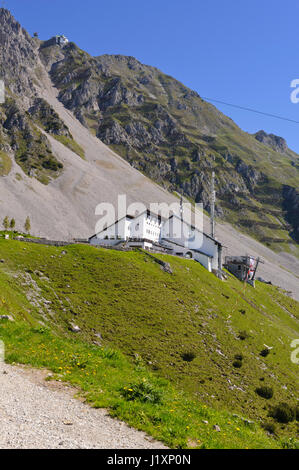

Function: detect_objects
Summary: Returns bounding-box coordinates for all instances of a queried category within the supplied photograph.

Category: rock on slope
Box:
[0,8,298,298]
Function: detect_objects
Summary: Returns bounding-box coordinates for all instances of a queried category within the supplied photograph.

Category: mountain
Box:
[41,45,299,251]
[0,9,298,449]
[0,8,177,239]
[0,8,298,298]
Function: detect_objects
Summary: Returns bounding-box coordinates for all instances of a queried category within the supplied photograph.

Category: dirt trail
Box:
[0,364,166,449]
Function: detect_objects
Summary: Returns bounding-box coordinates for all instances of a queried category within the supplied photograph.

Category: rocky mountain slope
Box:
[41,44,299,251]
[0,8,298,297]
[0,8,177,237]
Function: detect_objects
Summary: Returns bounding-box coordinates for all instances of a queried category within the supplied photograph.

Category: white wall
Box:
[161,215,219,271]
[193,252,212,271]
[90,216,131,245]
[90,236,120,246]
[128,213,145,239]
[129,212,161,242]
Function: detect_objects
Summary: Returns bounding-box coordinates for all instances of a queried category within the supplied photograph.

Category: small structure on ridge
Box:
[224,255,263,286]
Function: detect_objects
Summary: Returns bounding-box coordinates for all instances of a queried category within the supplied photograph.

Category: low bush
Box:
[234,354,243,361]
[233,360,242,368]
[121,379,164,404]
[262,421,276,435]
[181,351,196,362]
[270,403,295,423]
[238,330,250,340]
[281,438,299,449]
[255,386,273,399]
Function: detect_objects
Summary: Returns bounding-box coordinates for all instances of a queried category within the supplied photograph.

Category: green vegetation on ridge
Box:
[0,97,64,184]
[0,150,11,176]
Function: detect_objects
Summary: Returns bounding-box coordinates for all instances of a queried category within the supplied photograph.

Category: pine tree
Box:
[24,216,31,234]
[3,216,9,230]
[10,218,15,230]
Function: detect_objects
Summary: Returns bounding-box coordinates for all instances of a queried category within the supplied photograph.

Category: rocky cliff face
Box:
[0,9,82,182]
[283,186,299,242]
[254,130,288,154]
[42,45,299,248]
[0,8,38,103]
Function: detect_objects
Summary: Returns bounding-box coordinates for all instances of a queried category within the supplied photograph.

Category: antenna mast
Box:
[210,171,216,238]
[180,195,183,221]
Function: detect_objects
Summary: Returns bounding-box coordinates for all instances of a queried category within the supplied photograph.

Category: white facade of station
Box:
[89,210,222,274]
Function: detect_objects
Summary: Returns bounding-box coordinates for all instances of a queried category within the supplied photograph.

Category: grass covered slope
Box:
[0,239,298,448]
[0,150,12,176]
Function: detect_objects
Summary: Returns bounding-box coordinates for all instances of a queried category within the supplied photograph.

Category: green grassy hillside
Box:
[0,238,298,448]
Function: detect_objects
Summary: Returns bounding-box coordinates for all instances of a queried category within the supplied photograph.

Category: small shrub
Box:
[234,354,243,361]
[101,347,120,360]
[262,421,276,434]
[260,348,270,357]
[270,403,295,423]
[121,380,163,404]
[238,330,250,340]
[70,354,87,369]
[181,351,196,362]
[255,386,273,399]
[30,326,48,334]
[281,437,299,449]
[233,360,242,368]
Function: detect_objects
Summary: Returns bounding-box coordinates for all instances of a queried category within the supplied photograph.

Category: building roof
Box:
[168,214,222,246]
[89,209,167,239]
[89,209,222,248]
[89,214,134,240]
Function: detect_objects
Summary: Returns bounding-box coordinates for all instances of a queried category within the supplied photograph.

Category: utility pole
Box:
[210,171,216,238]
[252,257,260,282]
[179,194,184,240]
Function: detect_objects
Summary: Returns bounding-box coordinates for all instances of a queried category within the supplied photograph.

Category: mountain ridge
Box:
[39,41,299,250]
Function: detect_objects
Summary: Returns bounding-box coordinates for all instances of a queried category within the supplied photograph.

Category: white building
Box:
[42,35,69,49]
[89,209,223,276]
[56,34,69,46]
[160,214,222,273]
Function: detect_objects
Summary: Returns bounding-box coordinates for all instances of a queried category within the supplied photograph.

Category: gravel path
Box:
[0,364,166,449]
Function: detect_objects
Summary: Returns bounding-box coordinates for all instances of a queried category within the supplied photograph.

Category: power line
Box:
[201,96,299,125]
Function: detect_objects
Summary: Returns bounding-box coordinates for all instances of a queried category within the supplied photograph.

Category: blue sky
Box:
[6,0,299,153]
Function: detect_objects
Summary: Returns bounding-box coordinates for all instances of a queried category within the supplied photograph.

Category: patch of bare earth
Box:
[0,364,167,449]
